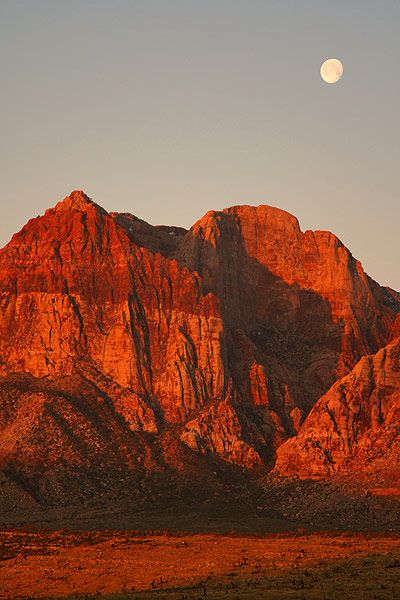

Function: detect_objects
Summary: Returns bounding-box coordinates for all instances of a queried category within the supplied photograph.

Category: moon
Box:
[320,58,343,84]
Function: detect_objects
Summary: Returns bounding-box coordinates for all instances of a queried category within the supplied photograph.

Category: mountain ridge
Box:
[0,190,398,514]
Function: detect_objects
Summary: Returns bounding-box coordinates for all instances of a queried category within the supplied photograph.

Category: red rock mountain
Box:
[274,336,400,482]
[0,191,398,503]
[175,206,399,462]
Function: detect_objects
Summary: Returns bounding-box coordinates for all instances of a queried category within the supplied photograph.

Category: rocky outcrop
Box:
[176,205,397,363]
[181,399,264,470]
[274,337,400,480]
[0,191,398,500]
[175,205,399,449]
[0,191,227,424]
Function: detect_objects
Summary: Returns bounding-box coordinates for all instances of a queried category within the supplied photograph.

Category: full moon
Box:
[320,58,343,84]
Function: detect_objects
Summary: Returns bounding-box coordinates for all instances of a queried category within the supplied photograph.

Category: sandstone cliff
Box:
[0,191,398,501]
[175,205,399,453]
[274,336,400,481]
[0,191,226,424]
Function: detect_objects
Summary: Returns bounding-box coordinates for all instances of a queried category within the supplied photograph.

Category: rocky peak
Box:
[50,190,107,216]
[184,205,301,251]
[223,204,301,232]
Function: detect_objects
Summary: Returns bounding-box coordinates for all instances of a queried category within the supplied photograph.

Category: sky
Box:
[1,0,399,289]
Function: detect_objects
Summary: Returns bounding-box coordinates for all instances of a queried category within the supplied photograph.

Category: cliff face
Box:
[0,191,227,424]
[274,337,400,482]
[175,205,398,452]
[0,192,398,500]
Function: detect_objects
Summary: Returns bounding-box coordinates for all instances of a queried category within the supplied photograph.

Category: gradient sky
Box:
[1,0,399,288]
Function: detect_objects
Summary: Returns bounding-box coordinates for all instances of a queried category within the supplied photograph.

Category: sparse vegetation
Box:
[0,529,398,599]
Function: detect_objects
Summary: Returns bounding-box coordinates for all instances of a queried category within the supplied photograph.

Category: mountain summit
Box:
[53,189,97,211]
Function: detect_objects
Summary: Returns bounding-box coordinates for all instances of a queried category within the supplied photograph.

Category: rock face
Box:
[175,205,399,453]
[274,337,400,481]
[0,191,398,501]
[0,191,226,423]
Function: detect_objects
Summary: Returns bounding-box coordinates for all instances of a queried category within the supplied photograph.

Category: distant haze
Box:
[1,0,399,289]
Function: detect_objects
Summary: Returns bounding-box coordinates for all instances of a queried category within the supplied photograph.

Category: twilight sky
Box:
[1,0,399,288]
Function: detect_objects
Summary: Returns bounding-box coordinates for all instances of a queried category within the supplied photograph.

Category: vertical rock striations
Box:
[0,191,227,424]
[175,205,398,453]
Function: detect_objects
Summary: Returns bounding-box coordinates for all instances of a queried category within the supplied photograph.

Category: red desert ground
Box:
[0,191,399,599]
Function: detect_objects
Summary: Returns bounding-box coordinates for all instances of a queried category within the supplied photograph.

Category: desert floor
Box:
[0,529,399,599]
